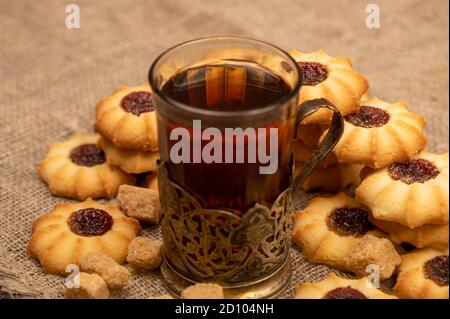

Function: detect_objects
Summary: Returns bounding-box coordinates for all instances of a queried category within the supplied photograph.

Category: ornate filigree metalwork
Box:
[158,163,293,285]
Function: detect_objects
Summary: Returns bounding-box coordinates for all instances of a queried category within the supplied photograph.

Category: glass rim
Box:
[148,36,302,119]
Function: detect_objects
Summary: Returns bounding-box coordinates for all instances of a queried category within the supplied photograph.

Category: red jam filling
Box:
[323,286,367,299]
[68,208,113,237]
[121,91,154,116]
[69,144,106,167]
[388,158,440,185]
[345,106,390,128]
[298,62,328,86]
[327,207,373,236]
[424,255,449,286]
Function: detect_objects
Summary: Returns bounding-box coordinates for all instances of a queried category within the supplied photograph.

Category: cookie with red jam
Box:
[94,84,158,151]
[295,273,397,299]
[27,198,141,274]
[356,151,449,228]
[37,133,134,200]
[294,161,363,192]
[394,248,449,299]
[327,97,427,169]
[292,193,401,279]
[97,137,159,174]
[288,49,369,125]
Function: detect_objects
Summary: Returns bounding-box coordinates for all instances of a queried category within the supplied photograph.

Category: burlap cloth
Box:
[0,0,448,298]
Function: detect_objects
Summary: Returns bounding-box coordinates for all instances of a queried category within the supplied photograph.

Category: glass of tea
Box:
[149,36,343,298]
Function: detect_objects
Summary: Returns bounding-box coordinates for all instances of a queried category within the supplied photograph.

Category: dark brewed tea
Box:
[162,62,291,111]
[158,62,295,213]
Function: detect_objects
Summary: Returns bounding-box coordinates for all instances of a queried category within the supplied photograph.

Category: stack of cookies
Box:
[37,83,160,201]
[94,83,160,177]
[32,84,163,293]
[290,50,449,299]
[32,49,448,299]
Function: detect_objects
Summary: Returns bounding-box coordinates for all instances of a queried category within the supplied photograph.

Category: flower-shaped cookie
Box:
[297,124,325,147]
[394,248,448,299]
[289,49,368,124]
[292,192,400,279]
[356,151,449,228]
[295,273,397,299]
[294,140,338,168]
[295,162,363,192]
[369,216,448,250]
[97,137,159,174]
[37,133,134,200]
[28,199,141,274]
[329,97,427,168]
[95,84,158,151]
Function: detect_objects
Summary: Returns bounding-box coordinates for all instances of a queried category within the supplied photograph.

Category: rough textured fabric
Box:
[0,0,448,298]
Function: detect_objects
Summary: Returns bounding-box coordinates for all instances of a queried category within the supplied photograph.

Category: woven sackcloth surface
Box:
[0,0,448,298]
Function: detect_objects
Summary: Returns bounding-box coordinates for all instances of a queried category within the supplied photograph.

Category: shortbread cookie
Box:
[97,137,159,174]
[294,140,338,168]
[361,89,370,101]
[292,193,400,279]
[80,251,131,289]
[95,84,158,151]
[28,199,141,274]
[356,151,449,228]
[289,49,368,124]
[64,272,110,299]
[295,273,397,299]
[298,124,325,147]
[37,133,135,200]
[370,216,448,250]
[394,248,448,299]
[295,162,363,192]
[328,97,427,169]
[127,237,162,270]
[181,283,224,299]
[117,185,160,223]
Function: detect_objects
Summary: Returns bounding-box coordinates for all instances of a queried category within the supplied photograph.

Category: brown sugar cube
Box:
[342,234,401,280]
[181,283,224,299]
[127,237,162,270]
[80,251,131,289]
[64,272,109,299]
[117,184,160,223]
